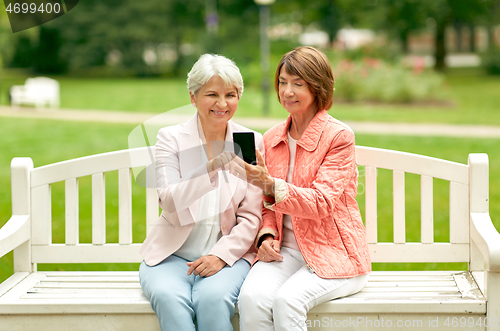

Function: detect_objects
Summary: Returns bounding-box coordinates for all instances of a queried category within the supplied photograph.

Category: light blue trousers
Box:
[139,255,250,331]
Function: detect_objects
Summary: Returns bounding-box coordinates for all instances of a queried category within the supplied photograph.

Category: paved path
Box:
[2,106,500,138]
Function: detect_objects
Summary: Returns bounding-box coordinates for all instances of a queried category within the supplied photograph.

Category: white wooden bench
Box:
[10,77,60,109]
[1,146,499,331]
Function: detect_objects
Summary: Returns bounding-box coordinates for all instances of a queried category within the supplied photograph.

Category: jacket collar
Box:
[270,110,329,152]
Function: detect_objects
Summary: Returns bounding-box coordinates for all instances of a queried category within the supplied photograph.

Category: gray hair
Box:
[187,54,244,97]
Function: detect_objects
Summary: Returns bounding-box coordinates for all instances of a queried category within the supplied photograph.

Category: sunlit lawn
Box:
[1,117,500,282]
[1,67,500,125]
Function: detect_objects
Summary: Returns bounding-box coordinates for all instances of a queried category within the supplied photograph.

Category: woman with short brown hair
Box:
[237,46,371,330]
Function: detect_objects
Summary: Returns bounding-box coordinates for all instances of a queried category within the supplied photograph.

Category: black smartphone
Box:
[233,132,257,165]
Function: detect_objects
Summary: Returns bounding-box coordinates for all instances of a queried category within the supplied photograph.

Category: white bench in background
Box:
[10,77,60,109]
[0,146,499,331]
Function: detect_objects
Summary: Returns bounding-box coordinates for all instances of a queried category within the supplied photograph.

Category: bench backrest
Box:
[11,146,488,269]
[357,146,472,264]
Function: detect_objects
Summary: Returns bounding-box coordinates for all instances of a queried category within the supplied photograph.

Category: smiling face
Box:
[190,75,239,130]
[278,66,317,116]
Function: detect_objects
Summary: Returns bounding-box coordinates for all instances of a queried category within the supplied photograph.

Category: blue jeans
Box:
[139,255,250,331]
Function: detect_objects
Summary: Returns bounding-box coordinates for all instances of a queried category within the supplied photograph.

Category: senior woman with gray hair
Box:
[139,54,263,331]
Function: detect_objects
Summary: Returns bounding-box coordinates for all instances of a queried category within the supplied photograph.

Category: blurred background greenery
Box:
[1,0,500,282]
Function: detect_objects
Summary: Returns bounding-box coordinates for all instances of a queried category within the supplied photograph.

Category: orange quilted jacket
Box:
[258,110,371,278]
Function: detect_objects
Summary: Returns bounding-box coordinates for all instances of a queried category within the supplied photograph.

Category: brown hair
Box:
[274,46,334,111]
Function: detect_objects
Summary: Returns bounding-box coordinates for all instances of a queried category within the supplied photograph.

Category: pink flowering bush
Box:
[333,57,450,104]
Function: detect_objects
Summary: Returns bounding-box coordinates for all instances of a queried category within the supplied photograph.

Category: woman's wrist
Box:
[206,160,213,173]
[263,176,275,196]
[257,234,274,248]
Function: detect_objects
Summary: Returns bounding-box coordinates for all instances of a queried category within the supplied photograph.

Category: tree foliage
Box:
[0,2,16,69]
[3,0,498,75]
[373,0,493,70]
[46,0,206,75]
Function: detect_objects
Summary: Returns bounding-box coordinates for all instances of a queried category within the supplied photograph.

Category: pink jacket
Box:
[258,110,371,278]
[140,113,263,267]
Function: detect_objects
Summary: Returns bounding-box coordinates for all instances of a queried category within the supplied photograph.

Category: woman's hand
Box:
[208,151,235,172]
[257,235,283,262]
[231,150,275,196]
[187,255,227,277]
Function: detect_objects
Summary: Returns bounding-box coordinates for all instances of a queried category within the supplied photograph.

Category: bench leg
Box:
[487,271,500,331]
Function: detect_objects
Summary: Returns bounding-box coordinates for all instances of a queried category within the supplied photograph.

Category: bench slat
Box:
[92,173,106,245]
[40,276,139,283]
[361,287,460,293]
[146,187,158,236]
[0,272,30,297]
[311,299,485,314]
[421,175,434,243]
[65,178,79,245]
[353,291,462,298]
[365,166,377,243]
[368,275,455,281]
[1,271,485,317]
[369,270,463,276]
[31,184,51,245]
[30,148,153,188]
[119,169,133,245]
[145,163,159,235]
[369,243,469,262]
[0,312,161,331]
[0,299,154,314]
[393,170,405,243]
[23,289,145,299]
[356,146,468,184]
[35,283,141,289]
[32,244,143,264]
[41,271,140,277]
[0,273,46,302]
[365,281,456,287]
[450,181,470,243]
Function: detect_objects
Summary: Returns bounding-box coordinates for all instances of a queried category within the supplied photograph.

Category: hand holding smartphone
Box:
[233,132,256,165]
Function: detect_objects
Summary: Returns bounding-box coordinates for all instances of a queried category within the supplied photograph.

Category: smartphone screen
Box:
[233,132,256,165]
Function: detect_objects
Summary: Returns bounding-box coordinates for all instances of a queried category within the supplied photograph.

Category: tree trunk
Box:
[173,32,183,77]
[434,21,446,71]
[488,1,500,51]
[469,24,475,53]
[400,31,409,54]
[487,24,495,51]
[326,0,340,46]
[454,21,463,53]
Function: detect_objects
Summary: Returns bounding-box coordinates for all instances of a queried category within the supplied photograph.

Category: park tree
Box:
[33,26,66,74]
[374,0,490,70]
[378,0,432,54]
[483,0,500,51]
[430,0,490,70]
[272,0,365,45]
[46,0,266,77]
[0,2,16,70]
[213,0,261,60]
[46,0,205,76]
[10,36,34,68]
[479,0,500,74]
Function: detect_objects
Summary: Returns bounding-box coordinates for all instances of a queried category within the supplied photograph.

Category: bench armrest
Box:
[470,212,500,272]
[0,215,30,259]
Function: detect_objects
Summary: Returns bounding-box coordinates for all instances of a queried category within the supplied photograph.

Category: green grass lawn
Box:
[1,117,500,282]
[1,67,500,124]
